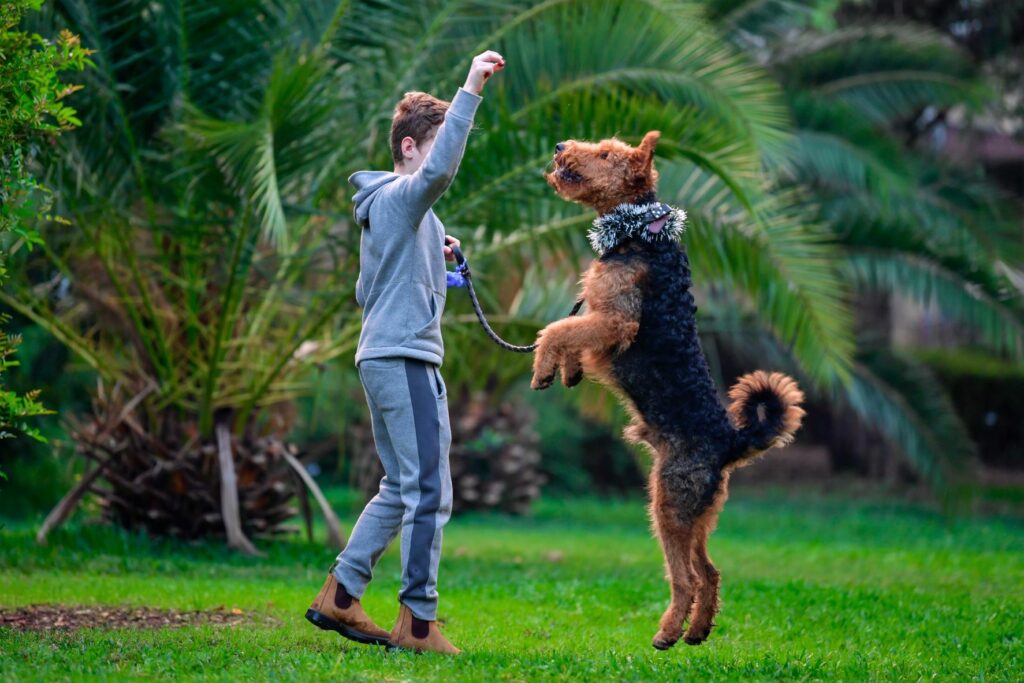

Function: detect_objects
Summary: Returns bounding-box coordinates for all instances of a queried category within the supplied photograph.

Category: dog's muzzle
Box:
[555,165,583,184]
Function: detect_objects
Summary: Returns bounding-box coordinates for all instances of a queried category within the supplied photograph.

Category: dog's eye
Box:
[600,152,609,159]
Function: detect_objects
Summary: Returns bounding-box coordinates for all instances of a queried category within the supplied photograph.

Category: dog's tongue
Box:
[647,216,669,234]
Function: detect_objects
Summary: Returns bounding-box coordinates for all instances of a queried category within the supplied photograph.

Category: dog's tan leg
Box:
[531,317,576,390]
[683,512,721,645]
[652,515,697,650]
[684,476,728,645]
[530,336,560,390]
[559,353,583,388]
[532,257,646,390]
[650,475,697,650]
[531,315,635,390]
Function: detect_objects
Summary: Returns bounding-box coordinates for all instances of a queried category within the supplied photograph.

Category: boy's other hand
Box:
[444,235,461,261]
[463,51,505,95]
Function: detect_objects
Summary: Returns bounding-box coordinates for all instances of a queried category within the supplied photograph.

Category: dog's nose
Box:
[555,142,565,153]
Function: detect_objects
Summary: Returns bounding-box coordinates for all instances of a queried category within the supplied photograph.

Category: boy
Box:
[306,51,505,655]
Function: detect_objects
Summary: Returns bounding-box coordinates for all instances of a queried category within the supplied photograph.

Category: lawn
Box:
[1,489,1022,681]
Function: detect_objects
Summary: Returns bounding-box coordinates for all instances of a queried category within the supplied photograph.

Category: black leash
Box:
[449,245,583,353]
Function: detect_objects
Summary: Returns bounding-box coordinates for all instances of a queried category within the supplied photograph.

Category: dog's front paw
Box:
[560,356,584,388]
[532,343,559,390]
[531,372,555,391]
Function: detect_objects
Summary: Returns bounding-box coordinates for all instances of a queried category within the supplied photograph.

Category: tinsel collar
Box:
[587,201,687,257]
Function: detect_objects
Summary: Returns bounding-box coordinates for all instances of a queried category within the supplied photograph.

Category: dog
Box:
[532,131,805,650]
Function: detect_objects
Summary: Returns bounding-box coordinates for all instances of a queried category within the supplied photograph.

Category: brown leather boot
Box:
[306,573,390,646]
[388,604,461,655]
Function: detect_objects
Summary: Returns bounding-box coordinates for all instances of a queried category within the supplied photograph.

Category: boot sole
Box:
[305,608,389,646]
[385,643,460,655]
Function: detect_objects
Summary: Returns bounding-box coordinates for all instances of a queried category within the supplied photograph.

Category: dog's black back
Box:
[605,238,742,519]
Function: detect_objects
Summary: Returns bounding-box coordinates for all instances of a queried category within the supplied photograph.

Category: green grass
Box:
[1,489,1022,681]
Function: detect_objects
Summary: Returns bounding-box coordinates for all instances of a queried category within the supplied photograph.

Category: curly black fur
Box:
[603,214,772,523]
[729,386,793,455]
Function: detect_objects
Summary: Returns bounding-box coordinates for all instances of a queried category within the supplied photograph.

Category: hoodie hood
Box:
[350,170,400,228]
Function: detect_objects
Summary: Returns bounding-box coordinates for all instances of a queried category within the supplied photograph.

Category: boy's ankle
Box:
[307,574,389,645]
[389,604,461,655]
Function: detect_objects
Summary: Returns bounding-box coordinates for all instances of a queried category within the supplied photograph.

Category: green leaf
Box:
[842,351,975,499]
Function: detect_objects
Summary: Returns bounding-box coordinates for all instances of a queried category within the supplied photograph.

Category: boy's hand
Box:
[444,235,461,261]
[463,51,505,95]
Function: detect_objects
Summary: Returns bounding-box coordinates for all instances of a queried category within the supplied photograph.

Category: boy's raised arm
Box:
[398,51,504,222]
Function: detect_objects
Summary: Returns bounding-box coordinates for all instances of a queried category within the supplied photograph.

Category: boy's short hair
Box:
[390,91,450,165]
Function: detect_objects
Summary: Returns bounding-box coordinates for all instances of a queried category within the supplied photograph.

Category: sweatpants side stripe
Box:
[403,359,441,601]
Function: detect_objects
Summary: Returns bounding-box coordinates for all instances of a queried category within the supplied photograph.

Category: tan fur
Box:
[531,255,648,390]
[647,444,731,649]
[728,371,806,450]
[545,132,661,215]
[649,468,699,649]
[682,477,727,644]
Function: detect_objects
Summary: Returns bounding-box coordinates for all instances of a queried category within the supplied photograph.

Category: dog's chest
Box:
[604,243,732,446]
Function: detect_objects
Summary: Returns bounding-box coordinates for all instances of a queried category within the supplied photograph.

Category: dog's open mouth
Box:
[555,165,584,184]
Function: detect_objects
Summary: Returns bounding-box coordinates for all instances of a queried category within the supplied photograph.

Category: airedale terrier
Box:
[532,131,806,650]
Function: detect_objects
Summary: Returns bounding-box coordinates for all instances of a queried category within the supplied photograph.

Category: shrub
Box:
[0,0,90,466]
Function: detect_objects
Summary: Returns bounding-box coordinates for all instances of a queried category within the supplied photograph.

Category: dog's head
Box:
[545,131,660,215]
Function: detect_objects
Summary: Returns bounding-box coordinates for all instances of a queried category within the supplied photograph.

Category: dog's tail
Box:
[724,371,806,467]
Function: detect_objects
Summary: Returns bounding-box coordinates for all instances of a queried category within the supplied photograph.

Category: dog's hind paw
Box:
[683,631,709,646]
[684,620,714,645]
[652,635,678,651]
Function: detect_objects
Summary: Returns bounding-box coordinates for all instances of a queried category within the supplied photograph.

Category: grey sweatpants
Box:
[333,358,453,621]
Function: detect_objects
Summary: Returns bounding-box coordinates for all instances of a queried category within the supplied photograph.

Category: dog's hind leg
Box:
[650,477,698,650]
[683,511,722,645]
[651,515,697,650]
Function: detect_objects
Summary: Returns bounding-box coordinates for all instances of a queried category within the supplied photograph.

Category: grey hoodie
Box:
[350,87,482,367]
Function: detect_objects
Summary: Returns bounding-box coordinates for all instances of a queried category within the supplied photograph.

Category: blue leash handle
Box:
[446,251,470,288]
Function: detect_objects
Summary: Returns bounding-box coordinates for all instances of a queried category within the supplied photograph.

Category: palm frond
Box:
[844,251,1024,359]
[704,0,820,41]
[769,24,984,124]
[683,196,854,385]
[842,351,975,498]
[181,51,339,247]
[489,0,792,163]
[785,94,1020,275]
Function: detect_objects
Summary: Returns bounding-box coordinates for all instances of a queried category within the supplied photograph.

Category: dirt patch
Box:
[0,604,275,632]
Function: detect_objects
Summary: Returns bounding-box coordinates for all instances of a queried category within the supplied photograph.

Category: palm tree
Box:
[12,1,366,550]
[7,0,853,545]
[703,0,1024,492]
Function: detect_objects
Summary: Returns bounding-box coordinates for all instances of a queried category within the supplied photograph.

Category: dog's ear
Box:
[631,130,660,185]
[637,131,660,163]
